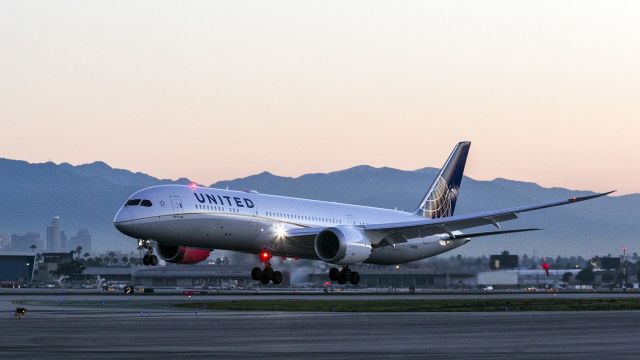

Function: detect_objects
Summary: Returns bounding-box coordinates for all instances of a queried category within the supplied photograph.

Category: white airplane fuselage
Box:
[114,185,467,265]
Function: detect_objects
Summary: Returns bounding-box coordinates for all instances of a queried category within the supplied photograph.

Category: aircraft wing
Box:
[362,191,614,240]
[283,191,612,249]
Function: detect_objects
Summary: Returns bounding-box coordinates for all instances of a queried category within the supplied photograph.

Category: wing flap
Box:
[440,228,541,240]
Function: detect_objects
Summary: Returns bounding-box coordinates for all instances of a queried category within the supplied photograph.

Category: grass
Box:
[176,298,640,312]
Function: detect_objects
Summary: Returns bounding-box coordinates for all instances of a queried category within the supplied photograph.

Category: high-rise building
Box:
[46,217,62,252]
[69,228,92,254]
[9,232,42,252]
[60,230,68,252]
[0,233,10,250]
[46,226,53,251]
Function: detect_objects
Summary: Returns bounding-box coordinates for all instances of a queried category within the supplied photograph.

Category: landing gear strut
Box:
[251,250,283,285]
[139,239,158,266]
[329,266,360,285]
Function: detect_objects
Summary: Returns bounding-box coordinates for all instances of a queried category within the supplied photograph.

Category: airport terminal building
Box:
[133,265,290,288]
[477,269,582,288]
[77,265,472,289]
[309,268,476,289]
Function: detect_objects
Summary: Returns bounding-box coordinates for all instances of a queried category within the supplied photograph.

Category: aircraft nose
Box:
[114,207,133,230]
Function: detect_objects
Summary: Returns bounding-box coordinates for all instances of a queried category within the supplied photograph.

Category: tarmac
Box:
[2,292,640,359]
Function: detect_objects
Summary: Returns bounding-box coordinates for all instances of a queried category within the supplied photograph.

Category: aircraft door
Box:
[170,196,184,217]
[346,215,355,226]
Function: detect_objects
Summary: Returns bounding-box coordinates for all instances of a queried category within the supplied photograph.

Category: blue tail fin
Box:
[415,141,471,219]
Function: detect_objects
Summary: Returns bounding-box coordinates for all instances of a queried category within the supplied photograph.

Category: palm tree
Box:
[75,246,83,260]
[107,251,116,266]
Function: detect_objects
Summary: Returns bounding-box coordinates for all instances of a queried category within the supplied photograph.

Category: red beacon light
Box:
[541,262,550,276]
[259,250,272,262]
[189,183,198,190]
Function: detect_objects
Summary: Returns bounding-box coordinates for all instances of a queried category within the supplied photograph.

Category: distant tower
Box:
[78,228,92,253]
[46,217,62,252]
[60,230,68,252]
[70,228,92,253]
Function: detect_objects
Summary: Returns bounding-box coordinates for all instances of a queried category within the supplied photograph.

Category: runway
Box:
[2,293,640,359]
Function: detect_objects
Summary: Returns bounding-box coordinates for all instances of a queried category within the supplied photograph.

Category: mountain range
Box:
[0,157,637,257]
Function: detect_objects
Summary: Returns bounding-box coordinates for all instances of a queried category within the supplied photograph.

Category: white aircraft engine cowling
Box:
[314,226,372,265]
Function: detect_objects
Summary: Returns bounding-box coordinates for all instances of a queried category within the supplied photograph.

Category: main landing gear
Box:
[251,250,283,285]
[329,266,360,285]
[139,239,158,266]
[251,263,283,285]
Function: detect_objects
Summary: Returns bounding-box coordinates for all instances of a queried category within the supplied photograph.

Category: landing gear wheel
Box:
[260,275,271,284]
[139,240,156,266]
[329,267,340,281]
[335,266,355,285]
[343,268,352,281]
[124,285,134,295]
[349,271,360,286]
[272,271,283,285]
[251,267,262,281]
[253,258,281,285]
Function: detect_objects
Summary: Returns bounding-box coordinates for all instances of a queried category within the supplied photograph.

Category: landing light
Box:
[273,224,287,240]
[189,183,198,190]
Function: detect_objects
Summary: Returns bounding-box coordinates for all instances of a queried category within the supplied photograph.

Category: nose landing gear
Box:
[329,266,360,285]
[251,250,283,285]
[139,239,158,266]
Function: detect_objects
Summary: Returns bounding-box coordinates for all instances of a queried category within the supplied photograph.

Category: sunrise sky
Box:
[0,1,638,194]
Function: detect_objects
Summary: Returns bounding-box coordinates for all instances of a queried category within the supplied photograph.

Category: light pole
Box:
[622,246,627,292]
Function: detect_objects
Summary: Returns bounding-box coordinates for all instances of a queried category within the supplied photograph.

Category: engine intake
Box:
[314,226,372,264]
[156,244,211,264]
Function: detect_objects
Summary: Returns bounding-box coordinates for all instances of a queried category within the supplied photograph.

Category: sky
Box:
[0,1,638,194]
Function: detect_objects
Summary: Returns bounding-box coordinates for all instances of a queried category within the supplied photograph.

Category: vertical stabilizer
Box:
[415,141,471,219]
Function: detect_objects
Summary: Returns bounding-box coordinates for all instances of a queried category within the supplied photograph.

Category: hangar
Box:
[0,254,36,284]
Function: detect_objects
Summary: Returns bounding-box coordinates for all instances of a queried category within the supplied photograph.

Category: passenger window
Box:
[140,200,152,207]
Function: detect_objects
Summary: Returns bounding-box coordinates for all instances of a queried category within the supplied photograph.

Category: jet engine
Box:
[156,244,211,264]
[314,226,372,264]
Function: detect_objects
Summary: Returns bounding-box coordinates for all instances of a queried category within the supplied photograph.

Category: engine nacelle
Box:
[314,226,372,265]
[156,244,211,264]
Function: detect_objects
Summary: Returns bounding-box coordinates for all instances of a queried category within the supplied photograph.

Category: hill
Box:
[0,158,637,256]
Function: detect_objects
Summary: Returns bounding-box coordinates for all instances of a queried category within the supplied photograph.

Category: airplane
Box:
[114,142,612,285]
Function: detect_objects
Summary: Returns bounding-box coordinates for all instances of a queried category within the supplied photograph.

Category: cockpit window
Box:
[140,200,153,207]
[126,199,141,206]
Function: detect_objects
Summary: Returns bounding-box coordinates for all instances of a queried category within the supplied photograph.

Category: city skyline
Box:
[1,1,638,194]
[0,216,92,254]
